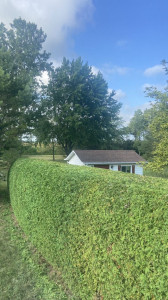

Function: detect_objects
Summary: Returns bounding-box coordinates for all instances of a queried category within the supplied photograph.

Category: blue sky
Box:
[74,0,168,123]
[1,0,168,123]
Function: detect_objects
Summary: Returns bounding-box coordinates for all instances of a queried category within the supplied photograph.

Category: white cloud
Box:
[144,64,165,77]
[52,59,62,69]
[0,0,94,58]
[142,83,153,91]
[142,83,167,92]
[41,71,49,85]
[102,64,131,76]
[137,101,152,111]
[108,88,113,93]
[36,71,49,86]
[120,101,152,125]
[120,105,135,125]
[115,66,130,75]
[91,65,100,75]
[113,89,126,101]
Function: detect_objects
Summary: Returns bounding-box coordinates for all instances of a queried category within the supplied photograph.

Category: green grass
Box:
[0,165,69,300]
[24,154,66,162]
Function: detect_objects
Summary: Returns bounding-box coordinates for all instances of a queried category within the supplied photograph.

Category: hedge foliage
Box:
[9,159,168,299]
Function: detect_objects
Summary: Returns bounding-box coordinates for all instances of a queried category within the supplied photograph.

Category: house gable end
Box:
[64,151,84,166]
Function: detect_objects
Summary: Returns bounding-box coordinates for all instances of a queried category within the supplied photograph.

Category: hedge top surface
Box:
[9,158,168,300]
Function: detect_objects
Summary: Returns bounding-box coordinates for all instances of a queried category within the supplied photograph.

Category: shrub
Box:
[9,159,168,299]
[144,166,168,179]
[35,143,65,155]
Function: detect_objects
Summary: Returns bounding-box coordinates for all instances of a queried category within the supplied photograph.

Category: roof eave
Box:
[64,150,76,161]
[84,161,146,164]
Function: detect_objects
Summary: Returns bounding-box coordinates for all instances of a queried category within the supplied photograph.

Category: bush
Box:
[144,166,168,179]
[21,144,38,155]
[9,159,168,299]
[35,143,65,155]
[3,148,21,165]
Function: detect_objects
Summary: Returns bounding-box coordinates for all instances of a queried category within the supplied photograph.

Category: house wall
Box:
[68,154,84,166]
[94,165,109,169]
[135,165,143,175]
[110,164,143,175]
[67,157,143,175]
[109,165,118,171]
[110,165,118,171]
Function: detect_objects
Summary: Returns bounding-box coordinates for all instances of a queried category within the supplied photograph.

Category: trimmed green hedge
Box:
[9,159,168,299]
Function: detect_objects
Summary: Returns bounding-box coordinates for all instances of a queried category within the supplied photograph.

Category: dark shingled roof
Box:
[74,150,146,163]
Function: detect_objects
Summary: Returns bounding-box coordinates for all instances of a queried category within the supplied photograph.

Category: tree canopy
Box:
[0,18,50,155]
[1,17,167,169]
[127,108,154,157]
[44,57,122,154]
[127,83,168,170]
[146,87,168,170]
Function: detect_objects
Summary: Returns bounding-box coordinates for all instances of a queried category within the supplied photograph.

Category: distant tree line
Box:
[127,84,168,171]
[0,18,167,171]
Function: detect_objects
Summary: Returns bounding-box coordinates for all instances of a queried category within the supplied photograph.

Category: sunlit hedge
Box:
[9,158,168,299]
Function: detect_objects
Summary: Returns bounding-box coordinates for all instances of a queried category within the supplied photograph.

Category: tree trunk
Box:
[64,142,73,155]
[52,141,55,161]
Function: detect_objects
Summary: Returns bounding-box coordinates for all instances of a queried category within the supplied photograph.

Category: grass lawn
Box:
[25,155,66,162]
[0,160,70,300]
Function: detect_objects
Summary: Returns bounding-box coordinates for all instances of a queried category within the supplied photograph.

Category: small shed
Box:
[65,150,146,175]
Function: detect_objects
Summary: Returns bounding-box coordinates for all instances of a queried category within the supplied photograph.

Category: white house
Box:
[65,150,146,175]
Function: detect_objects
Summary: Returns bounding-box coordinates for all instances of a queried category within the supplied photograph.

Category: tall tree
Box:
[128,109,147,141]
[146,87,168,170]
[128,82,168,168]
[34,99,58,160]
[127,108,154,157]
[0,18,50,156]
[46,57,122,154]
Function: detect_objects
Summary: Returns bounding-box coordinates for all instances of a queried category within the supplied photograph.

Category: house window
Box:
[109,165,113,170]
[121,165,131,173]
